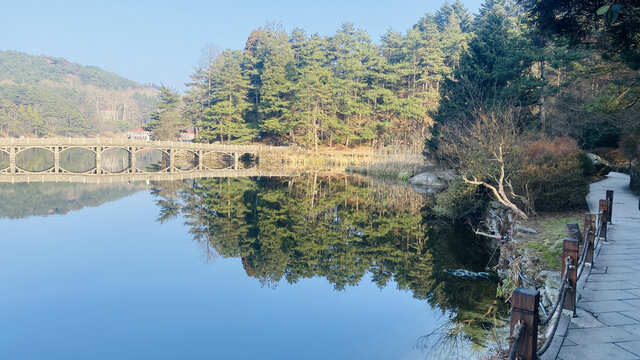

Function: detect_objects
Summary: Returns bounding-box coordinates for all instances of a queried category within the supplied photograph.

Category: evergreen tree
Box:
[183,46,219,135]
[435,0,539,127]
[27,106,47,136]
[329,23,377,147]
[519,0,640,67]
[146,86,188,140]
[244,26,297,142]
[199,50,256,144]
[292,34,337,150]
[439,10,470,70]
[435,0,473,33]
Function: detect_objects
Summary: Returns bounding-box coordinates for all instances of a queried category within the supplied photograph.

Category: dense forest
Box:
[165,3,474,149]
[0,50,158,137]
[152,0,638,161]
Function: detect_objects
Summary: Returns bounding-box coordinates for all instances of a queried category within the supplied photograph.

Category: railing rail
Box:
[0,137,298,152]
[508,190,612,360]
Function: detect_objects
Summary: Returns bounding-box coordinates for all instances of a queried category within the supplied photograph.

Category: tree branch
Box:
[463,174,529,220]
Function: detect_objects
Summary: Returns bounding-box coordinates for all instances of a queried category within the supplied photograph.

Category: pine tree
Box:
[199,50,256,144]
[436,0,539,127]
[440,11,470,71]
[292,34,337,150]
[244,26,297,142]
[329,23,376,147]
[27,106,47,136]
[183,46,219,135]
[434,0,473,33]
[146,86,188,140]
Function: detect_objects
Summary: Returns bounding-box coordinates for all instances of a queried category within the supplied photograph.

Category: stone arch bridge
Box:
[0,138,296,182]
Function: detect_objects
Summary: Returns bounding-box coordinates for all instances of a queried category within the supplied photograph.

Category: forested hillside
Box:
[0,50,158,137]
[156,0,637,162]
[148,0,638,215]
[428,0,639,216]
[161,1,474,148]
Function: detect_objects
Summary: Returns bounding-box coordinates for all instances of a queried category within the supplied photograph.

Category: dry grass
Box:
[347,152,430,178]
[516,211,586,270]
[494,210,586,300]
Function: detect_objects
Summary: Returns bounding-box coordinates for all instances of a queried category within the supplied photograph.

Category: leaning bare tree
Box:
[438,107,531,219]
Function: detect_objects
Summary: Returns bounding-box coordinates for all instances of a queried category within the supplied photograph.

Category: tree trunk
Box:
[462,146,529,220]
[345,117,350,147]
[313,103,319,152]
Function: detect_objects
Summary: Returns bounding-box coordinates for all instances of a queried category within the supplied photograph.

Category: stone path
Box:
[555,173,640,360]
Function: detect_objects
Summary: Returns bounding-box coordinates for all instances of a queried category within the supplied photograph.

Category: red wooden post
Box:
[599,199,609,242]
[606,190,614,224]
[562,238,579,315]
[584,214,597,264]
[510,288,539,360]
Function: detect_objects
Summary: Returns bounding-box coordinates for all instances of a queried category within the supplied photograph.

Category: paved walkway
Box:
[555,172,640,360]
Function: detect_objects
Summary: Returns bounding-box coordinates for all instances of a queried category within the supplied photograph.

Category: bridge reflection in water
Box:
[0,169,301,183]
[0,138,297,182]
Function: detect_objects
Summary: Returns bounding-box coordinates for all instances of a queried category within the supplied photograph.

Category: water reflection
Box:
[149,174,508,356]
[0,174,506,358]
[60,147,96,173]
[15,148,54,172]
[101,147,130,173]
[0,182,146,219]
[0,150,10,170]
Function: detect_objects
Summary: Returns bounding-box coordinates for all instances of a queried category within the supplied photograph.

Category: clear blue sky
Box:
[0,0,483,91]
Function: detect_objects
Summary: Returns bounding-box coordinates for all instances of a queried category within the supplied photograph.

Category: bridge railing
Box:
[507,190,613,360]
[0,137,303,153]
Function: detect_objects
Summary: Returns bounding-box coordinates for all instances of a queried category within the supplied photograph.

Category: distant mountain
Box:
[0,50,158,137]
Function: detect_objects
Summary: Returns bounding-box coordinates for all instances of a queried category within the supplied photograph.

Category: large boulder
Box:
[408,169,454,193]
[587,152,614,176]
[586,152,611,167]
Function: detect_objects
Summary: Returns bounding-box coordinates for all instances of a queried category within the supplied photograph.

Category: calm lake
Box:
[0,174,505,359]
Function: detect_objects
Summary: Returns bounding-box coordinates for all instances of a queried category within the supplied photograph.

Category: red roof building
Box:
[127,128,151,140]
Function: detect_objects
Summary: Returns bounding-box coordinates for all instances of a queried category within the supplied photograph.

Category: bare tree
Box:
[438,107,530,219]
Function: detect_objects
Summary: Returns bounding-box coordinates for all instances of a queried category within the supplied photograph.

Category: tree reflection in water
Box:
[150,173,508,357]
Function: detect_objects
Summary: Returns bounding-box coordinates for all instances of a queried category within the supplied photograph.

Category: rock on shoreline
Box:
[408,169,455,193]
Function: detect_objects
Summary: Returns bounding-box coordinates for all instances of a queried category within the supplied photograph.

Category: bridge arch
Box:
[59,146,98,154]
[173,149,198,171]
[14,146,54,155]
[101,147,132,174]
[133,148,170,173]
[15,147,55,173]
[59,147,97,173]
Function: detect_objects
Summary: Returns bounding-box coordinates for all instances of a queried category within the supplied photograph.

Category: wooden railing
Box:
[507,190,613,360]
